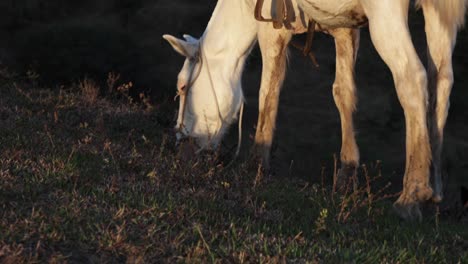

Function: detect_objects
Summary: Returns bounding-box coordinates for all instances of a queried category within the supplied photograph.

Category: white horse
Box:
[163,0,467,220]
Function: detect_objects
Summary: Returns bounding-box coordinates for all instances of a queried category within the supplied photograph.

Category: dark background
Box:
[1,0,467,190]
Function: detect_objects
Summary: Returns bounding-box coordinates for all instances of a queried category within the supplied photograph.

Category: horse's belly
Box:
[297,0,367,28]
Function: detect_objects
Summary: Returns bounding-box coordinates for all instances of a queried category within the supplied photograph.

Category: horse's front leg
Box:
[328,28,361,191]
[254,23,292,170]
[361,0,432,220]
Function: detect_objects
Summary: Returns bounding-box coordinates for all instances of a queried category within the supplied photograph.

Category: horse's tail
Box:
[416,0,468,30]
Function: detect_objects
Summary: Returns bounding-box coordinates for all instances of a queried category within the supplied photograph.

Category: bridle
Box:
[174,46,203,135]
[175,39,244,158]
[175,39,224,137]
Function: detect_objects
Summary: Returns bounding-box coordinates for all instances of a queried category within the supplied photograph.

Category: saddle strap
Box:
[254,0,319,67]
[303,20,316,57]
[254,0,286,29]
[290,20,320,67]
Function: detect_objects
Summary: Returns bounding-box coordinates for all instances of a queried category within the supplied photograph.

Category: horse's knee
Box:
[396,68,428,113]
[332,82,356,112]
[436,69,454,103]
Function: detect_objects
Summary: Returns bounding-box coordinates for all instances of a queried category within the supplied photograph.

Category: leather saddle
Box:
[254,0,319,67]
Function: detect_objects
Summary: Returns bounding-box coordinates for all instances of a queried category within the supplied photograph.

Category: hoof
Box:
[393,183,433,221]
[393,194,422,222]
[412,184,434,202]
[335,163,358,192]
[251,145,271,171]
[432,194,443,203]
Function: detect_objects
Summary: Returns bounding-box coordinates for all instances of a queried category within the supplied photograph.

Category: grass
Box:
[0,72,467,263]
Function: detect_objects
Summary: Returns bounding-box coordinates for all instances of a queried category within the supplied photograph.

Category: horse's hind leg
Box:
[329,28,361,190]
[254,23,292,170]
[361,0,432,220]
[422,0,461,203]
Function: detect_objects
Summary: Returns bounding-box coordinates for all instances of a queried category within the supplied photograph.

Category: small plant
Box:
[314,208,329,234]
[106,72,121,94]
[79,77,99,105]
[105,72,154,111]
[139,92,154,112]
[0,66,24,87]
[335,163,398,223]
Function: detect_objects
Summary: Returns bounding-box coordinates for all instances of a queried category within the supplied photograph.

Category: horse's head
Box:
[163,34,244,150]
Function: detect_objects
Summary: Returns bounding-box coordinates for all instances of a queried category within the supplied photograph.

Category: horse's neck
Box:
[202,0,257,62]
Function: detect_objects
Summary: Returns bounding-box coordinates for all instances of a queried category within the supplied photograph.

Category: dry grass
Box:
[79,77,100,105]
[0,74,467,263]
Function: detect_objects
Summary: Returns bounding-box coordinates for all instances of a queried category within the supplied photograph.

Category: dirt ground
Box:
[2,0,467,197]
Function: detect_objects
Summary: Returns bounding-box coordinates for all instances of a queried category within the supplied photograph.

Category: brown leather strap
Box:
[254,0,267,21]
[254,1,319,67]
[303,20,315,56]
[273,0,285,29]
[254,0,287,29]
[290,20,320,67]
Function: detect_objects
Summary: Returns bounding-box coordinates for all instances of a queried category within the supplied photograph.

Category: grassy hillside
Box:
[1,72,467,263]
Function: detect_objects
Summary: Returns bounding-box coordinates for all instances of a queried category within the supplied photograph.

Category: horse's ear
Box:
[183,34,198,43]
[163,34,198,57]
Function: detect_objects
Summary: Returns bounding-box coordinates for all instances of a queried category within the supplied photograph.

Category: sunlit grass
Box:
[0,74,467,263]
